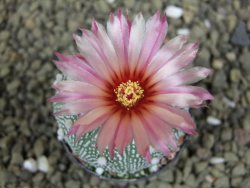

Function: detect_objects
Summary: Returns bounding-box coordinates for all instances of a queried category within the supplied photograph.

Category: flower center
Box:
[114,80,144,109]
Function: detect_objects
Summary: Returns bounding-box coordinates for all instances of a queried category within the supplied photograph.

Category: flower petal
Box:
[155,67,212,87]
[96,111,121,154]
[130,114,150,157]
[114,114,133,156]
[135,12,168,72]
[149,86,214,108]
[54,99,110,116]
[54,53,105,89]
[128,13,145,75]
[73,34,114,84]
[147,104,197,135]
[149,42,199,85]
[145,35,188,79]
[73,106,113,140]
[107,10,130,70]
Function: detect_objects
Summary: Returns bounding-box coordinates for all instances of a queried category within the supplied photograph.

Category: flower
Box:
[50,10,213,160]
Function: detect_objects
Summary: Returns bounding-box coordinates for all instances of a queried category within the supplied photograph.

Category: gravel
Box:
[1,0,249,188]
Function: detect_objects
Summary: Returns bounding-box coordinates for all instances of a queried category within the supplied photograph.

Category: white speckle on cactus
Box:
[57,128,64,141]
[56,74,63,81]
[96,167,104,175]
[37,156,50,173]
[149,146,156,154]
[151,157,160,165]
[23,158,38,172]
[97,156,107,166]
[149,164,158,172]
[64,119,72,129]
[165,5,183,19]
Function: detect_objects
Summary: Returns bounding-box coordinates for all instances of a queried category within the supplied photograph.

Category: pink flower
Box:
[50,10,213,160]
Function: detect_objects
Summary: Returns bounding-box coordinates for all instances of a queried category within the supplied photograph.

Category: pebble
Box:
[23,158,38,173]
[221,128,232,142]
[203,134,215,149]
[106,0,115,4]
[230,68,241,82]
[242,115,250,132]
[225,52,236,62]
[214,176,229,188]
[206,116,221,126]
[222,97,236,108]
[165,5,183,19]
[212,58,224,70]
[210,157,225,164]
[177,28,190,35]
[224,152,238,162]
[231,21,250,46]
[232,163,246,176]
[37,156,49,173]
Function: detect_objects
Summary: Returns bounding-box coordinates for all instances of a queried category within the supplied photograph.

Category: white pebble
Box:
[57,128,64,141]
[37,156,50,173]
[149,164,158,172]
[23,158,38,173]
[96,167,104,175]
[210,157,225,164]
[207,116,221,126]
[106,0,115,3]
[222,97,236,108]
[177,28,190,35]
[165,5,183,19]
[151,157,160,165]
[97,156,107,166]
[204,19,211,29]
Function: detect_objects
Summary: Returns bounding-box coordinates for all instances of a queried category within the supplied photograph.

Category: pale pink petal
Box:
[114,115,133,156]
[54,53,105,89]
[139,113,170,156]
[73,34,114,84]
[156,67,212,87]
[52,80,108,94]
[96,111,121,154]
[107,10,130,70]
[91,21,121,79]
[128,13,145,74]
[149,42,199,85]
[144,35,188,79]
[73,106,113,140]
[147,104,197,135]
[54,99,110,115]
[130,114,150,157]
[135,12,168,71]
[149,86,213,108]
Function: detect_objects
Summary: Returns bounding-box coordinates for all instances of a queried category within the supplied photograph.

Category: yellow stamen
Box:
[114,80,144,109]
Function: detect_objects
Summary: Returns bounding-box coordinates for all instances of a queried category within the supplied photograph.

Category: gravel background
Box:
[1,0,250,188]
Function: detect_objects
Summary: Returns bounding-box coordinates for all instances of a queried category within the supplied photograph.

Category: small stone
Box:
[177,28,190,35]
[212,59,224,70]
[185,174,196,187]
[240,178,250,188]
[204,19,211,29]
[222,97,236,108]
[96,167,104,175]
[203,134,215,149]
[232,163,246,176]
[25,18,36,30]
[90,176,100,186]
[225,52,236,62]
[11,152,24,165]
[124,0,135,8]
[195,161,208,173]
[206,116,221,126]
[0,31,10,41]
[152,0,162,9]
[240,50,250,74]
[159,169,174,183]
[227,14,237,32]
[230,68,241,82]
[165,5,183,19]
[97,156,107,166]
[23,158,38,173]
[210,157,225,164]
[212,70,227,89]
[232,177,243,187]
[37,156,49,173]
[224,152,238,162]
[34,140,45,157]
[106,0,115,4]
[65,180,80,188]
[221,128,232,142]
[242,113,250,130]
[214,176,229,188]
[231,21,250,46]
[183,10,194,24]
